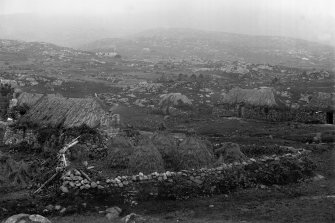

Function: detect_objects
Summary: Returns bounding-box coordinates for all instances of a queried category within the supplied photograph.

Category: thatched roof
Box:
[307,92,335,111]
[19,95,111,128]
[16,92,44,108]
[221,87,284,107]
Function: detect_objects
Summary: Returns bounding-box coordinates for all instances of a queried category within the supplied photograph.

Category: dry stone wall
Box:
[59,149,314,201]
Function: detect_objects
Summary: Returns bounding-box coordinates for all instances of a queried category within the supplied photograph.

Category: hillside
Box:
[80,28,335,70]
[0,39,94,62]
[0,38,334,105]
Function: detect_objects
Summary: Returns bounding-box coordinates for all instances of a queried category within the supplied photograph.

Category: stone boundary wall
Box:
[60,149,314,200]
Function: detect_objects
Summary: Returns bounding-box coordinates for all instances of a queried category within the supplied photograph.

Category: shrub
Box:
[175,136,214,170]
[128,140,164,174]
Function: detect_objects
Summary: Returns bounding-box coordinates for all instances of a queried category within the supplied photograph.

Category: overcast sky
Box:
[0,0,334,46]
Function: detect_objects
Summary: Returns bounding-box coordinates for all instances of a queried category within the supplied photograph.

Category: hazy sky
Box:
[0,0,334,46]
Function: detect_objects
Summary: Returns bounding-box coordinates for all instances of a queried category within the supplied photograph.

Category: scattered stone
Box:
[106,206,122,214]
[59,208,67,214]
[312,174,325,181]
[240,208,250,212]
[4,214,51,223]
[120,213,146,223]
[105,212,118,221]
[54,205,61,211]
[60,185,69,193]
[209,205,214,208]
[45,205,54,211]
[105,206,122,220]
[260,184,267,189]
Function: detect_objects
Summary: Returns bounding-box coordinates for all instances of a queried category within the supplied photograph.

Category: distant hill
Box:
[79,28,335,70]
[0,39,94,63]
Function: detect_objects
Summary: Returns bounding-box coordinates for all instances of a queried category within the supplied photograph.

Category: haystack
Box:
[106,136,134,168]
[19,95,111,129]
[128,140,164,174]
[221,87,283,107]
[175,136,214,170]
[151,132,177,169]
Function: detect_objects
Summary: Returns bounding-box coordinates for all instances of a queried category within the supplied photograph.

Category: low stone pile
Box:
[61,169,105,191]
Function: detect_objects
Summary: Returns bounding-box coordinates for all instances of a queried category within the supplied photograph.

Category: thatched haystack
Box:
[16,92,43,108]
[128,140,164,174]
[19,95,111,129]
[221,87,283,107]
[106,136,134,168]
[159,93,192,115]
[151,132,177,169]
[175,136,214,170]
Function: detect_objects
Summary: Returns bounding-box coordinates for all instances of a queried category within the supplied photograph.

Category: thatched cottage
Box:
[18,95,111,129]
[215,87,334,124]
[2,94,121,146]
[215,87,287,121]
[304,92,335,124]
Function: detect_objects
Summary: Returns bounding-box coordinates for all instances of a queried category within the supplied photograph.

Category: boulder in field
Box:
[159,93,192,115]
